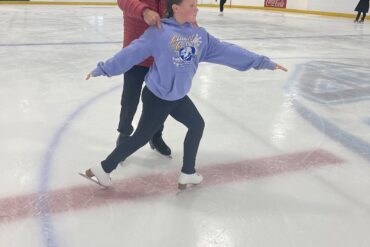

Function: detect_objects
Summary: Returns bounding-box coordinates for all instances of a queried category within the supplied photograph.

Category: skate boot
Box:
[149,135,172,158]
[359,20,364,24]
[178,172,203,190]
[79,165,112,188]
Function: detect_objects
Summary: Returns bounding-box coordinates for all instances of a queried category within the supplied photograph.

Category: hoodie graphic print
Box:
[171,33,202,67]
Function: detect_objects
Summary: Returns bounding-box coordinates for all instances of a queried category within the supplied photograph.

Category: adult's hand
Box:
[143,8,162,29]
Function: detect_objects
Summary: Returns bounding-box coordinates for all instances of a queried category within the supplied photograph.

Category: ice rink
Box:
[1,4,370,247]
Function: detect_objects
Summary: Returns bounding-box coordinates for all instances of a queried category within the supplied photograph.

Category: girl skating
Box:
[81,0,287,190]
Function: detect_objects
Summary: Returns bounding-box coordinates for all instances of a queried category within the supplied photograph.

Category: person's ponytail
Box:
[165,0,184,18]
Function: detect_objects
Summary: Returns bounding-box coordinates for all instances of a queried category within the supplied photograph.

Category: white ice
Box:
[0,5,370,247]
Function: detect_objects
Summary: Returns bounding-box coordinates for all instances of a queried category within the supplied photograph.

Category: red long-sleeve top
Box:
[117,0,166,67]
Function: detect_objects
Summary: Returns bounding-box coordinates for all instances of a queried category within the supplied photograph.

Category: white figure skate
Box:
[178,172,203,190]
[79,165,112,188]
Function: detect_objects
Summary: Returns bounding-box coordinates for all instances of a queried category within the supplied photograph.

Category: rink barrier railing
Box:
[0,1,368,20]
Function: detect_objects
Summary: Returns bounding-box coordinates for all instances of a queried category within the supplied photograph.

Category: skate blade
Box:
[176,183,200,195]
[154,150,173,159]
[149,144,173,159]
[78,172,107,188]
[178,183,188,190]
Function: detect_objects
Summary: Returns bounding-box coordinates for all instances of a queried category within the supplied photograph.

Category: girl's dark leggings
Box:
[102,87,205,175]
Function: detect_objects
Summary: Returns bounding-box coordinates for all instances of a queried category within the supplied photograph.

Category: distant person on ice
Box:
[216,0,227,16]
[354,0,369,23]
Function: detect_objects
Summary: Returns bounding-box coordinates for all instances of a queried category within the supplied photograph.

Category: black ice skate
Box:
[79,165,112,188]
[149,135,172,158]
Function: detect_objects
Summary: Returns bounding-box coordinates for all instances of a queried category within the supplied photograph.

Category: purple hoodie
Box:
[91,18,276,101]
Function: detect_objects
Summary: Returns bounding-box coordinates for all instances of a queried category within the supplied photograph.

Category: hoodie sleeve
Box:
[201,31,276,71]
[91,27,157,77]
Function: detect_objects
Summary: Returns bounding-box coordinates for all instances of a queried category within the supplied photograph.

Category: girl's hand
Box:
[86,73,92,80]
[275,64,288,72]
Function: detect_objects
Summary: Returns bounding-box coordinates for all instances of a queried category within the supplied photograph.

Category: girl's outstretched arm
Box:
[87,27,158,79]
[202,31,287,72]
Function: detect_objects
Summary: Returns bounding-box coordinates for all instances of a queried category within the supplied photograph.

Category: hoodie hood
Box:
[161,17,193,28]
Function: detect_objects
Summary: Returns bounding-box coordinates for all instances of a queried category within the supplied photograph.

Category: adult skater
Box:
[82,0,288,189]
[116,0,171,157]
[354,0,369,23]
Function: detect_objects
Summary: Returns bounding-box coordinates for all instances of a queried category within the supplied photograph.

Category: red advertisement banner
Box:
[264,0,287,8]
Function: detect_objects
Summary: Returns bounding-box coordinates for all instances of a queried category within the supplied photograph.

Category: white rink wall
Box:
[29,0,359,15]
[306,0,358,14]
[199,0,358,14]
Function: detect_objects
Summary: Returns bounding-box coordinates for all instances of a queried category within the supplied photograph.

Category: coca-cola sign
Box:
[264,0,287,8]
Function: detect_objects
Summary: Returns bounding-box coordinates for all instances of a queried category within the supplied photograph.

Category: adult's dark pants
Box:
[117,65,164,139]
[102,87,205,174]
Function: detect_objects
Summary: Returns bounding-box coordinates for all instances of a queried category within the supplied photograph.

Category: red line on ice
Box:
[0,149,342,224]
